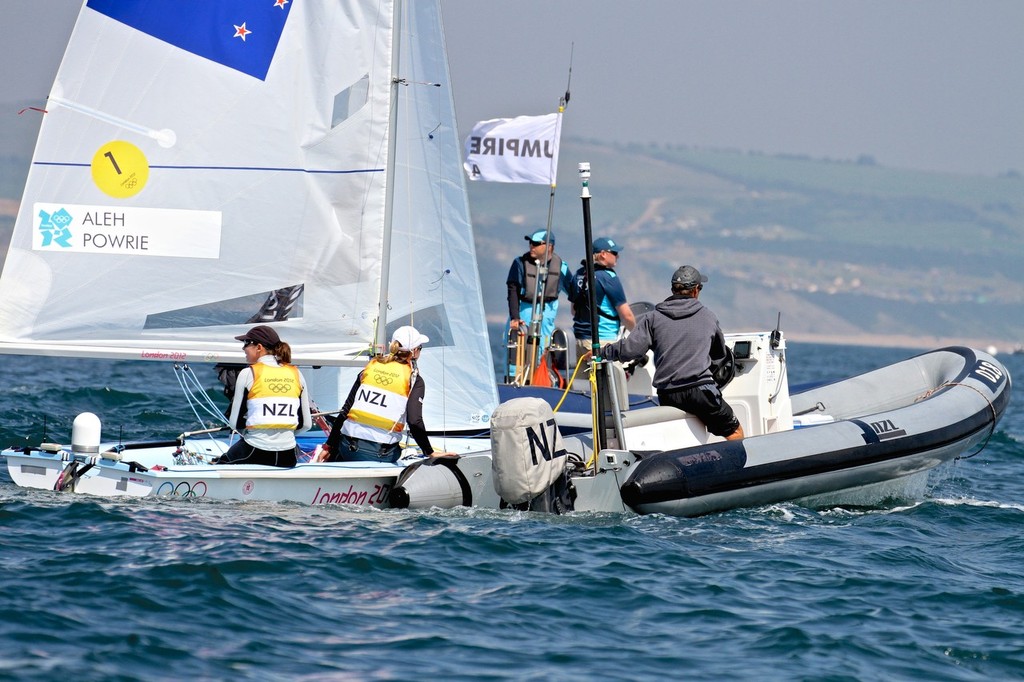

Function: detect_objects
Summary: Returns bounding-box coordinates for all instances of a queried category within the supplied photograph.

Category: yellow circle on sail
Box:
[91,140,149,198]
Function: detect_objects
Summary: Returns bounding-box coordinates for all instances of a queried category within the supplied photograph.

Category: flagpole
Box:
[461,51,572,386]
[524,58,571,384]
[523,102,566,384]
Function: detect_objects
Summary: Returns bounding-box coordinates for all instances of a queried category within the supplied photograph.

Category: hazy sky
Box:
[4,1,1022,177]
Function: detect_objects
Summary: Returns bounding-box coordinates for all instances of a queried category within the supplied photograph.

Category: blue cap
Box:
[592,237,622,254]
[525,230,554,245]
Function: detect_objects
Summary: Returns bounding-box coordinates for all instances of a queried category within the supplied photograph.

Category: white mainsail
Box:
[0,0,497,432]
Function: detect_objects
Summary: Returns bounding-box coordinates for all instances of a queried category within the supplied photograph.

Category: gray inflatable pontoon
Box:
[619,346,1011,516]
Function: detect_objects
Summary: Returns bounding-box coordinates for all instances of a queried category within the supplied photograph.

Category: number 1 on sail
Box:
[91,140,149,198]
[104,151,122,175]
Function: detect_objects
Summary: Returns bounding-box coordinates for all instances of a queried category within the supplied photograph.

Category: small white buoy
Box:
[986,345,999,356]
[71,412,102,455]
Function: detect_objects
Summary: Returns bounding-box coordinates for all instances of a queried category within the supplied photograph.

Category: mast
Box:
[376,0,404,353]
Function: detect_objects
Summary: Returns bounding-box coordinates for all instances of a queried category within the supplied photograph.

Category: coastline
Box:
[489,313,1018,355]
[781,331,1016,354]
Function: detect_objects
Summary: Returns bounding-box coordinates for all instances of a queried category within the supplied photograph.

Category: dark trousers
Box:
[657,383,740,438]
[217,440,298,467]
[328,434,401,464]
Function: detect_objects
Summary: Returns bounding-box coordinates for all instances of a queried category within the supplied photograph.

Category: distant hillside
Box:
[3,116,1023,351]
[470,138,1024,351]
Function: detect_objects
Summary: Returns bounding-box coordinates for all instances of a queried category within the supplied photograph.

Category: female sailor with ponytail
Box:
[215,325,312,467]
[320,326,453,463]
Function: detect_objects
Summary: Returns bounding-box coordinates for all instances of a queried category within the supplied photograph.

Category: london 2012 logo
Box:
[38,207,74,248]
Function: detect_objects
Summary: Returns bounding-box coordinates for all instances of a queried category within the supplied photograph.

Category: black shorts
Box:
[657,383,740,437]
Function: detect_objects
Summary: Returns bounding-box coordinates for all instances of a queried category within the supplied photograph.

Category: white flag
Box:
[463,113,562,184]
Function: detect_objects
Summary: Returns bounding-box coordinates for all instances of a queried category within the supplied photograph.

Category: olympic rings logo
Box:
[157,480,208,498]
[267,382,292,393]
[371,372,395,386]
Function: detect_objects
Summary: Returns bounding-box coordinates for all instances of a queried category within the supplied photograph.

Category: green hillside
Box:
[471,138,1024,350]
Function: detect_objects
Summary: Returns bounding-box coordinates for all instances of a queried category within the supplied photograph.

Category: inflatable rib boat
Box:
[392,340,1011,517]
[618,346,1010,516]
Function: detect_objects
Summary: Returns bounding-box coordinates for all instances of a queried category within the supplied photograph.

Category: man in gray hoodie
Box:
[597,265,744,441]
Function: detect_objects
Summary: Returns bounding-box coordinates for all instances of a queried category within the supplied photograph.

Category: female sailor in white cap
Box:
[319,326,453,463]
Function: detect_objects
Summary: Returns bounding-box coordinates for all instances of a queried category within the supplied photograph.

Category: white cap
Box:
[392,325,429,351]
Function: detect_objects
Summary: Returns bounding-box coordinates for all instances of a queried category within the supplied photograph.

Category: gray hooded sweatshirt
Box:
[600,294,728,391]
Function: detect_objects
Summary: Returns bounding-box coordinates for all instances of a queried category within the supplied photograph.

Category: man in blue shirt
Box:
[571,236,636,363]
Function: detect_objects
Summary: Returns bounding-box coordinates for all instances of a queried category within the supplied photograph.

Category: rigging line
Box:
[172,365,227,428]
[944,381,1000,461]
[173,367,215,430]
[178,365,228,423]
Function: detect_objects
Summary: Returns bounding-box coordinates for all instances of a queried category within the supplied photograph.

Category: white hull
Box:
[4,438,499,508]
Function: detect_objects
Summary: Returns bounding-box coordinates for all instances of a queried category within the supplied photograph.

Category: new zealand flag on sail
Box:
[86,0,293,81]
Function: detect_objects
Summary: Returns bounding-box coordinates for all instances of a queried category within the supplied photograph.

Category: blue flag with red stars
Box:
[86,0,293,81]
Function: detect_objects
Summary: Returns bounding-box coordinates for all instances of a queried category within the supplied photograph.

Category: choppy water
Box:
[1,343,1022,681]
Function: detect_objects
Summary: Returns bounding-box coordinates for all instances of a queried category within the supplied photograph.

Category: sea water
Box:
[1,343,1022,681]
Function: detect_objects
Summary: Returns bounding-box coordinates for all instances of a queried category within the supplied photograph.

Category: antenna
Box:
[562,43,574,107]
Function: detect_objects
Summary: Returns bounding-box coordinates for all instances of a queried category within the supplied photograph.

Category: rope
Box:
[934,381,1000,461]
[552,353,589,413]
[174,364,229,427]
[172,364,234,459]
[584,358,602,470]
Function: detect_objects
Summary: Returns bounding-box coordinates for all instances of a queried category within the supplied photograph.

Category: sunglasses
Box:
[529,240,545,247]
[243,340,259,348]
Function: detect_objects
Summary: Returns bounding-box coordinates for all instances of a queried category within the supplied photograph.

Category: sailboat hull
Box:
[6,447,401,507]
[4,437,501,507]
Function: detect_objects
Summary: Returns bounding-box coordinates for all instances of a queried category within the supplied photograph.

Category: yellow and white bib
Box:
[343,360,413,443]
[245,363,302,430]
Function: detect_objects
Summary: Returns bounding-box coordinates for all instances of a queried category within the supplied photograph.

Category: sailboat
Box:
[1,0,499,504]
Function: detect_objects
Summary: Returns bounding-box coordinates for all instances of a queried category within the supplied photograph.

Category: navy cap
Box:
[671,265,708,288]
[525,230,554,245]
[592,237,622,254]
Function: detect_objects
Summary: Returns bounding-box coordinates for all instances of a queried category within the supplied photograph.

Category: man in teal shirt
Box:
[571,236,636,362]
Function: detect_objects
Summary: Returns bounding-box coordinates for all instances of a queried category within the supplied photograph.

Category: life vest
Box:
[343,359,414,444]
[245,363,302,430]
[520,253,564,303]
